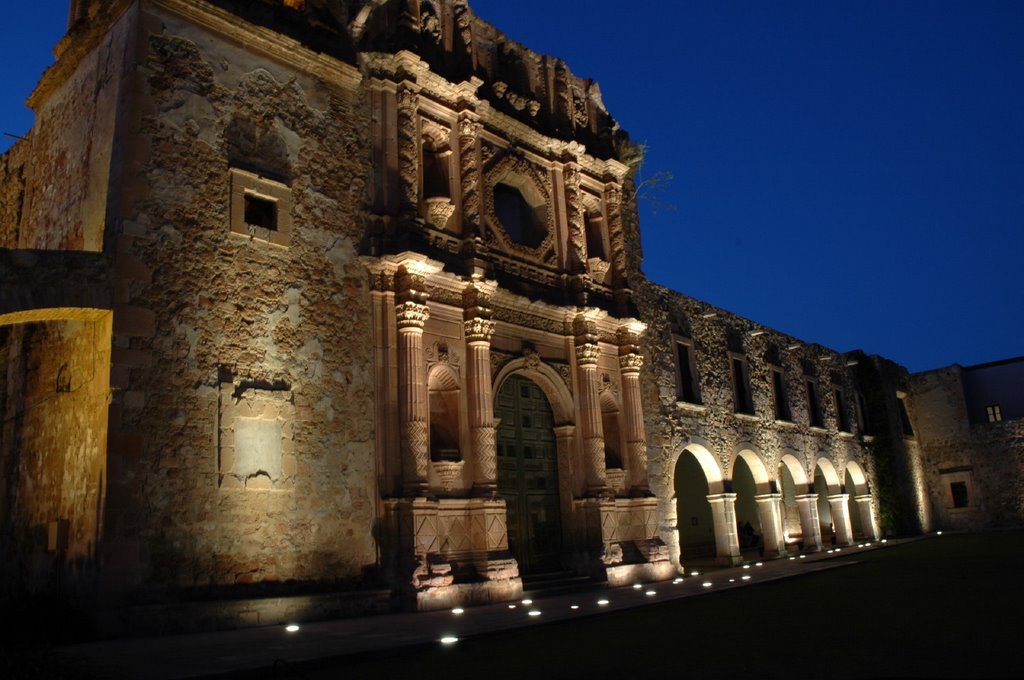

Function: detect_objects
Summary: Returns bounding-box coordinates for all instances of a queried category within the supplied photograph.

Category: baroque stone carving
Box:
[463,317,496,343]
[396,87,420,213]
[396,301,430,329]
[458,115,483,233]
[481,150,556,263]
[575,343,601,366]
[563,162,586,271]
[619,353,644,374]
[425,340,461,373]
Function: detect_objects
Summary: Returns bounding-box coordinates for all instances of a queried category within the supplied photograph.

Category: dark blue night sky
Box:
[2,1,1021,372]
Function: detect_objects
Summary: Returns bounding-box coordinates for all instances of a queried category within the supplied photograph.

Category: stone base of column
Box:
[628,485,654,498]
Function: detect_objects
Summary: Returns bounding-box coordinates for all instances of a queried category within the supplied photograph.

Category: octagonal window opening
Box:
[494,182,547,249]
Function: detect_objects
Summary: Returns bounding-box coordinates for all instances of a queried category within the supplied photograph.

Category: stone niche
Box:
[219,383,295,490]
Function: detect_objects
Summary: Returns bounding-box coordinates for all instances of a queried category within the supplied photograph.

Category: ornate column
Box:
[457,113,483,236]
[563,160,587,273]
[603,183,627,284]
[463,281,497,494]
[706,492,742,566]
[574,315,606,496]
[828,493,854,546]
[754,493,787,558]
[396,85,421,219]
[794,493,823,552]
[854,494,878,540]
[396,262,435,496]
[617,324,649,496]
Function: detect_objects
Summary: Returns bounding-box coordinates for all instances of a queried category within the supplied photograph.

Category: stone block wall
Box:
[635,278,878,563]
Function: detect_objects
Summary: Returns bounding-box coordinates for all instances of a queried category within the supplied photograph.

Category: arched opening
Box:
[427,365,461,462]
[495,375,561,573]
[600,388,622,470]
[674,450,715,562]
[732,455,762,556]
[845,468,863,537]
[778,453,808,546]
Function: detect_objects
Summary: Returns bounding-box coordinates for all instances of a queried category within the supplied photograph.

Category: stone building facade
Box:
[0,0,1018,635]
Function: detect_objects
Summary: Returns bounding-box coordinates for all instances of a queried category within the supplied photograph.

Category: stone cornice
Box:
[153,0,362,88]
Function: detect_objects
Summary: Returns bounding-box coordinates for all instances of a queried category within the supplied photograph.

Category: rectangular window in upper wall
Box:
[771,368,790,421]
[806,379,824,428]
[732,356,754,415]
[986,404,1002,422]
[675,340,701,404]
[834,388,850,433]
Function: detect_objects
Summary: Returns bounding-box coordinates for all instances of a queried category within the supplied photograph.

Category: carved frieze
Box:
[619,353,644,374]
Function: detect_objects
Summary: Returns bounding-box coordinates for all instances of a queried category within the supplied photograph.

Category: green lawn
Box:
[324,531,1024,679]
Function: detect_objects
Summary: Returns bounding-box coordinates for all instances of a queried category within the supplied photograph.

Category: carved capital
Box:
[464,317,496,343]
[396,301,430,330]
[619,353,644,374]
[575,343,601,366]
[458,115,483,139]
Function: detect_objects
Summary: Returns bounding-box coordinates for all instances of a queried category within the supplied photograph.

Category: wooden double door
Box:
[496,375,562,573]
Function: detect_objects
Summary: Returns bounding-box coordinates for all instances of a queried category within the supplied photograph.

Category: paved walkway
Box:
[54,540,896,679]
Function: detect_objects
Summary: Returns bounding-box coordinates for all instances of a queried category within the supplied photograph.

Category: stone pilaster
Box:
[854,494,878,540]
[396,86,420,217]
[575,341,607,496]
[706,492,742,566]
[464,315,497,493]
[828,493,854,546]
[604,183,627,283]
[458,114,483,235]
[617,325,649,496]
[754,493,787,558]
[795,493,823,552]
[397,300,430,495]
[564,161,586,272]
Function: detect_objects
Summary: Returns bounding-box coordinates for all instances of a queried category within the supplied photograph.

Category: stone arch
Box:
[427,363,461,461]
[779,452,810,493]
[728,445,772,494]
[672,438,725,495]
[493,358,574,426]
[843,459,869,495]
[814,456,843,494]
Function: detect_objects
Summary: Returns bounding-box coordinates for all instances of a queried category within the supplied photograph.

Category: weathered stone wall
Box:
[0,140,31,248]
[635,278,876,562]
[0,314,112,604]
[15,3,135,253]
[99,2,377,604]
[910,366,1024,529]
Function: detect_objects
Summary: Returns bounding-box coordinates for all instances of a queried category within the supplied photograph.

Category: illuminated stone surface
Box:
[0,0,1019,637]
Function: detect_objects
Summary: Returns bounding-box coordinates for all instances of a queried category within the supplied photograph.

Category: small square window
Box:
[244,194,277,231]
[230,168,292,247]
[986,404,1002,423]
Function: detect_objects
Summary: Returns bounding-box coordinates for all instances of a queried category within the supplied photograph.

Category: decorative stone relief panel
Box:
[218,383,295,491]
[481,150,557,263]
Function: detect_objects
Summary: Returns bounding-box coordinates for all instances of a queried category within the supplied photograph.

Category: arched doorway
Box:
[495,375,562,573]
[674,450,715,561]
[732,455,762,556]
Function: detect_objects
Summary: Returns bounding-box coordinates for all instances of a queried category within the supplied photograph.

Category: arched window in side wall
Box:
[428,367,461,461]
[600,387,623,469]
